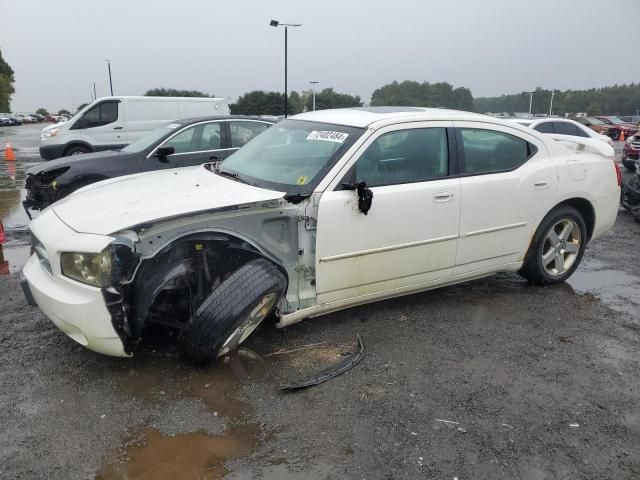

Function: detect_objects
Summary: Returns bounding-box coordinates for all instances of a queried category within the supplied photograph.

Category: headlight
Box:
[42,128,60,139]
[61,249,112,287]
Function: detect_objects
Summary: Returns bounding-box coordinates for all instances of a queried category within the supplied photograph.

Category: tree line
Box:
[21,80,640,120]
[0,49,15,112]
[474,84,640,116]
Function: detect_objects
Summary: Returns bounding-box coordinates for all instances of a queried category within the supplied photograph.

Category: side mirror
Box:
[341,181,374,215]
[155,145,175,158]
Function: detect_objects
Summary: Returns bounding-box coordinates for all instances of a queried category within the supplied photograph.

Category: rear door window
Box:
[554,122,581,136]
[460,128,535,174]
[533,122,554,134]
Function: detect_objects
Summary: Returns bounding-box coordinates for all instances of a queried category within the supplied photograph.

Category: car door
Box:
[315,122,460,304]
[147,121,225,170]
[72,100,125,149]
[225,120,272,159]
[452,122,558,275]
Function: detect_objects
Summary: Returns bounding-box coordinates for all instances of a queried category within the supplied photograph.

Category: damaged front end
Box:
[103,232,271,354]
[23,167,70,213]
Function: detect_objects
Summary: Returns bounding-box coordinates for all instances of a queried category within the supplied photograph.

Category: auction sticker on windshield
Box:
[307,131,349,143]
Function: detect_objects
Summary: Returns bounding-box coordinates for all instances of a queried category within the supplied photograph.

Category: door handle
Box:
[433,190,453,202]
[534,178,550,189]
[113,126,123,130]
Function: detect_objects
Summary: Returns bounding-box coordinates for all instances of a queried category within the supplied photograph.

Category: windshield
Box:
[585,117,605,125]
[121,123,181,153]
[219,119,365,194]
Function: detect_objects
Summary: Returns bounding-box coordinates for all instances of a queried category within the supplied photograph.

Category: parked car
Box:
[24,116,275,212]
[16,114,37,124]
[0,116,11,126]
[39,96,230,160]
[43,115,57,122]
[575,116,614,136]
[619,115,640,125]
[510,118,614,147]
[21,107,620,362]
[594,116,638,140]
[30,113,45,123]
[1,114,22,126]
[622,134,640,171]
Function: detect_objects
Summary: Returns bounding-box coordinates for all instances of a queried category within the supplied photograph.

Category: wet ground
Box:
[1,125,639,479]
[0,123,41,274]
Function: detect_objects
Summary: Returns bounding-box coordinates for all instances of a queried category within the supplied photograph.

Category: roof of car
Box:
[175,115,276,126]
[292,106,489,128]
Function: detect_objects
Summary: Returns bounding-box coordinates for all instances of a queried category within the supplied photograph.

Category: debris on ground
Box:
[279,335,365,391]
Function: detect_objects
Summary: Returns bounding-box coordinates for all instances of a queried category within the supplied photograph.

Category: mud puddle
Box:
[568,264,640,317]
[100,349,266,478]
[96,424,260,480]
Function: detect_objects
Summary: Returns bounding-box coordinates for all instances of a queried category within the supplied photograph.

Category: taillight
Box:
[613,160,622,187]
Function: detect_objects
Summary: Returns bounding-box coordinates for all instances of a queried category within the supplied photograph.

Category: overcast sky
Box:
[1,0,639,113]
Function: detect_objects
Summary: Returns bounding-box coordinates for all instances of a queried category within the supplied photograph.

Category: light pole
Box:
[310,81,319,111]
[528,91,534,115]
[105,59,113,96]
[549,90,555,116]
[270,20,301,118]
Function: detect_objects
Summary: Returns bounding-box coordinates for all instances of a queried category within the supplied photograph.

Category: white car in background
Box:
[21,107,621,362]
[511,117,614,147]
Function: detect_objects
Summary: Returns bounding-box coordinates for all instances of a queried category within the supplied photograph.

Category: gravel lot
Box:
[1,124,639,479]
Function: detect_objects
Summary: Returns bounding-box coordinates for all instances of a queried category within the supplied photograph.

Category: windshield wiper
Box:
[211,163,252,185]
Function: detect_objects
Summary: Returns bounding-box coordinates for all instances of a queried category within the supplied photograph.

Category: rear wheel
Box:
[519,206,587,285]
[180,258,286,364]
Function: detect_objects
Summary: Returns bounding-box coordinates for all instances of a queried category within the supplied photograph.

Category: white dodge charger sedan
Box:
[21,107,621,362]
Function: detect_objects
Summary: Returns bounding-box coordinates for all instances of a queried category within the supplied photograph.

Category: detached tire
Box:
[519,205,587,285]
[180,258,286,364]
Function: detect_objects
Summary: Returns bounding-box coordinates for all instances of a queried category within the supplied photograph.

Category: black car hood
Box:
[27,149,133,175]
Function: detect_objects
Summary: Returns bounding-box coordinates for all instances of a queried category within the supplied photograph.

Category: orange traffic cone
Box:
[4,142,16,161]
[619,130,625,142]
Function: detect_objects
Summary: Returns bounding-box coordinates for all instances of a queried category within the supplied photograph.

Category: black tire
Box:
[180,258,286,364]
[622,158,637,172]
[519,205,587,285]
[64,145,91,156]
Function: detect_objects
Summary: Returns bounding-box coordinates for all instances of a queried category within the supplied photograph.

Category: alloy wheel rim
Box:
[217,292,278,358]
[541,218,581,276]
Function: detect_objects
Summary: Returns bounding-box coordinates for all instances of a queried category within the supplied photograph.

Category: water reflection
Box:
[0,244,31,275]
[0,245,8,275]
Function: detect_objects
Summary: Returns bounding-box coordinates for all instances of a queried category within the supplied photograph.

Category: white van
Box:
[39,96,230,160]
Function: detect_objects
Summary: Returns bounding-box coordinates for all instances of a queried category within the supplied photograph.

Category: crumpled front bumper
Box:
[21,209,130,357]
[22,254,128,357]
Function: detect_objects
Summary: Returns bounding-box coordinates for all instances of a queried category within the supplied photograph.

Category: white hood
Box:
[52,165,285,235]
